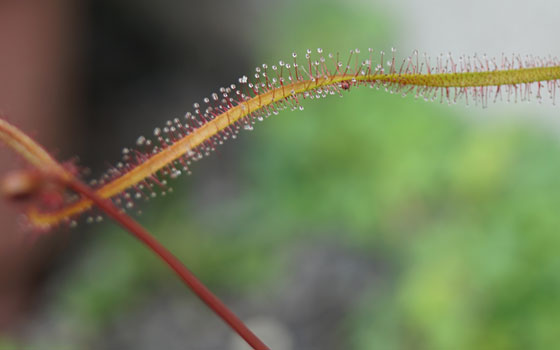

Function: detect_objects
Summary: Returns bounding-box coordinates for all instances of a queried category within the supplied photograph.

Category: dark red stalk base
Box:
[66,179,269,350]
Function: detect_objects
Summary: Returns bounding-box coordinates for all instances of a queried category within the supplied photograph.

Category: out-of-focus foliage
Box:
[21,0,560,349]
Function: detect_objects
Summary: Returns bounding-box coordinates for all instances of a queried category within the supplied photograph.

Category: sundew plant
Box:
[1,46,559,349]
[10,48,560,230]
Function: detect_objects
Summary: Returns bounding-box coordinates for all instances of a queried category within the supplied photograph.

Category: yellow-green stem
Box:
[26,66,560,228]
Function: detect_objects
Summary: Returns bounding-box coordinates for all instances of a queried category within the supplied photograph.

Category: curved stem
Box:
[28,61,560,228]
[65,178,269,350]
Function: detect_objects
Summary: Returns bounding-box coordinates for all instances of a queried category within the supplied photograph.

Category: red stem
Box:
[66,178,269,350]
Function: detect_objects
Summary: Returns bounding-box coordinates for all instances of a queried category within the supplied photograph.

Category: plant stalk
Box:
[65,178,269,350]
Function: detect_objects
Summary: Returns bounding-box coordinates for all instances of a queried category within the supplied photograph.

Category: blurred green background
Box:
[2,0,560,349]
